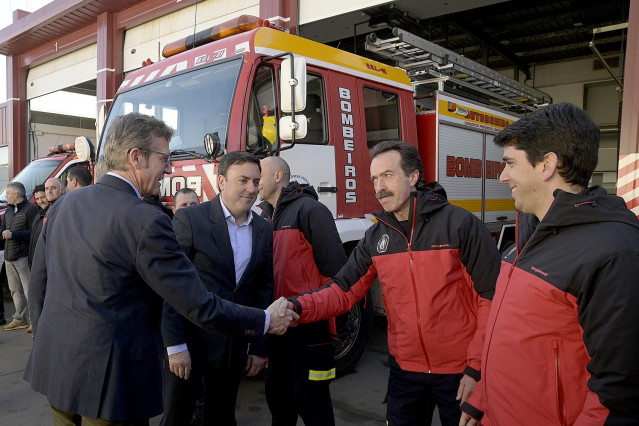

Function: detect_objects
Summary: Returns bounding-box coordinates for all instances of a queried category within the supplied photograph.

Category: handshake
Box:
[266,297,298,335]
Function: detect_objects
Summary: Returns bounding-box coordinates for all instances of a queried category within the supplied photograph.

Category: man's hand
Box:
[2,230,12,240]
[459,412,480,426]
[168,349,192,380]
[245,355,266,377]
[267,297,299,335]
[456,374,477,405]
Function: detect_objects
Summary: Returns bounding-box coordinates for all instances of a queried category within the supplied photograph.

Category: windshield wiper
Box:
[170,149,213,163]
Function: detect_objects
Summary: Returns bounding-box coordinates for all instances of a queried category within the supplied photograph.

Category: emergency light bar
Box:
[49,143,76,154]
[163,15,269,58]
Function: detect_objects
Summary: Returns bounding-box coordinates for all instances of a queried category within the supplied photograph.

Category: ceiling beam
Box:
[449,16,531,79]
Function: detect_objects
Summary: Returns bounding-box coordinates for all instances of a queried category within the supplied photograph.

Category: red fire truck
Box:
[3,15,550,372]
[94,15,551,373]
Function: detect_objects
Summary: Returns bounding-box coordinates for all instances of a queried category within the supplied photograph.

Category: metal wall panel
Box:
[26,44,97,100]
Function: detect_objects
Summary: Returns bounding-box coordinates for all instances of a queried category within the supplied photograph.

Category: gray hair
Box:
[103,113,174,171]
[94,155,108,181]
[6,182,26,198]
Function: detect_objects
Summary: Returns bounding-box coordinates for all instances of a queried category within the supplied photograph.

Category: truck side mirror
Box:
[279,114,308,141]
[204,132,223,159]
[280,57,307,113]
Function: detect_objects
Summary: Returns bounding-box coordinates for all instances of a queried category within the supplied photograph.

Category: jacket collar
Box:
[98,173,141,199]
[374,182,449,224]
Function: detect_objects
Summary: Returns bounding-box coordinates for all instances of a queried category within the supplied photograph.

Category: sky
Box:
[0,0,96,118]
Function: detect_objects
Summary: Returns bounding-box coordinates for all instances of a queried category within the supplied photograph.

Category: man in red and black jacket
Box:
[460,103,639,426]
[258,156,347,426]
[282,141,500,426]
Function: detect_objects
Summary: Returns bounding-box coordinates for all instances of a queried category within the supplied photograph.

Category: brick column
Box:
[6,55,27,178]
[96,12,122,127]
[618,0,639,215]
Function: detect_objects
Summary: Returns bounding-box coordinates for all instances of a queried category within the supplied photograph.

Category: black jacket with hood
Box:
[258,182,346,300]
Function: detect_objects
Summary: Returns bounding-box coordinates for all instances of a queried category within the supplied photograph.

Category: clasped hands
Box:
[267,297,298,335]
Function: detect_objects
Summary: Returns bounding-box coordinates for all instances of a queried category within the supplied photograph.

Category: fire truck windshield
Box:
[0,159,64,202]
[99,58,242,158]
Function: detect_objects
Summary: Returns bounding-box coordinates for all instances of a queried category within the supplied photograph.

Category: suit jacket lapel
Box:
[210,196,236,285]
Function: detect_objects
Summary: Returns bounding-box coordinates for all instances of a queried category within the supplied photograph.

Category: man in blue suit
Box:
[25,113,296,425]
[161,151,274,425]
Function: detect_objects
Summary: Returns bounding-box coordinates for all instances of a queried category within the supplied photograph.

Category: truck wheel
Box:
[333,290,373,376]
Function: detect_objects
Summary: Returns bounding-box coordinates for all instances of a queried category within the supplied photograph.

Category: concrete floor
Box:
[0,299,442,425]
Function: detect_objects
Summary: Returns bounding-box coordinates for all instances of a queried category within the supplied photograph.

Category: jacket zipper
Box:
[554,340,566,426]
[374,197,432,372]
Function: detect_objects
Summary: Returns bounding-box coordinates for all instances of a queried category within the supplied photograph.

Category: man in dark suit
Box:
[25,112,296,425]
[161,151,273,426]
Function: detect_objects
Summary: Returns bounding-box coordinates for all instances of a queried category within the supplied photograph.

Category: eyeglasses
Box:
[139,148,171,166]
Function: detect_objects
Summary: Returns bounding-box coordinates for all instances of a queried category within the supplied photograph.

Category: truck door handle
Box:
[318,186,337,193]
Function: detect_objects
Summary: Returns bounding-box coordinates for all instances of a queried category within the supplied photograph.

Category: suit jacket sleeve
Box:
[140,212,266,339]
[160,211,193,348]
[248,217,274,357]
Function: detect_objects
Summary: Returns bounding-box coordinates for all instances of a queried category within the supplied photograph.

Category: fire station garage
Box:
[0,1,638,424]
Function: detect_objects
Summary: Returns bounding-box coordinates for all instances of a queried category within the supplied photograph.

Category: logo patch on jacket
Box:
[377,234,390,253]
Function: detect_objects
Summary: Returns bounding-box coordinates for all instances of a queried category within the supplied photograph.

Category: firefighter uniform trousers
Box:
[265,321,335,426]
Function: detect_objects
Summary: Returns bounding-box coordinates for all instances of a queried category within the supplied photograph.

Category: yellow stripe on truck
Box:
[308,368,336,381]
[254,28,411,88]
[450,199,516,212]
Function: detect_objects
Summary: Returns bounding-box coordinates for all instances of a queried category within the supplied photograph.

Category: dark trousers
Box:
[50,405,149,426]
[386,361,463,426]
[160,358,242,426]
[0,282,4,318]
[265,323,335,426]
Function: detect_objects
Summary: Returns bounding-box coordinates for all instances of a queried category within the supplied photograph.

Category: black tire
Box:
[333,290,374,376]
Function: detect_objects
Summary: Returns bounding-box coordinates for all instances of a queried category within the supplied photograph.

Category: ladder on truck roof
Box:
[365,27,552,113]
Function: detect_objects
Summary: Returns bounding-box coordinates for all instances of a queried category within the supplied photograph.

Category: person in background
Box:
[460,103,639,425]
[28,184,50,268]
[66,167,92,191]
[172,187,199,214]
[1,182,38,331]
[44,178,65,206]
[24,184,50,334]
[258,155,346,426]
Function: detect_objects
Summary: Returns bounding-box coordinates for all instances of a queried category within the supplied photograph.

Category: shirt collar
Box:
[220,197,253,226]
[107,172,142,199]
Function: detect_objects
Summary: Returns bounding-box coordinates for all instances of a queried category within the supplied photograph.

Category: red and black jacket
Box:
[462,186,639,425]
[258,182,346,300]
[290,183,500,376]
